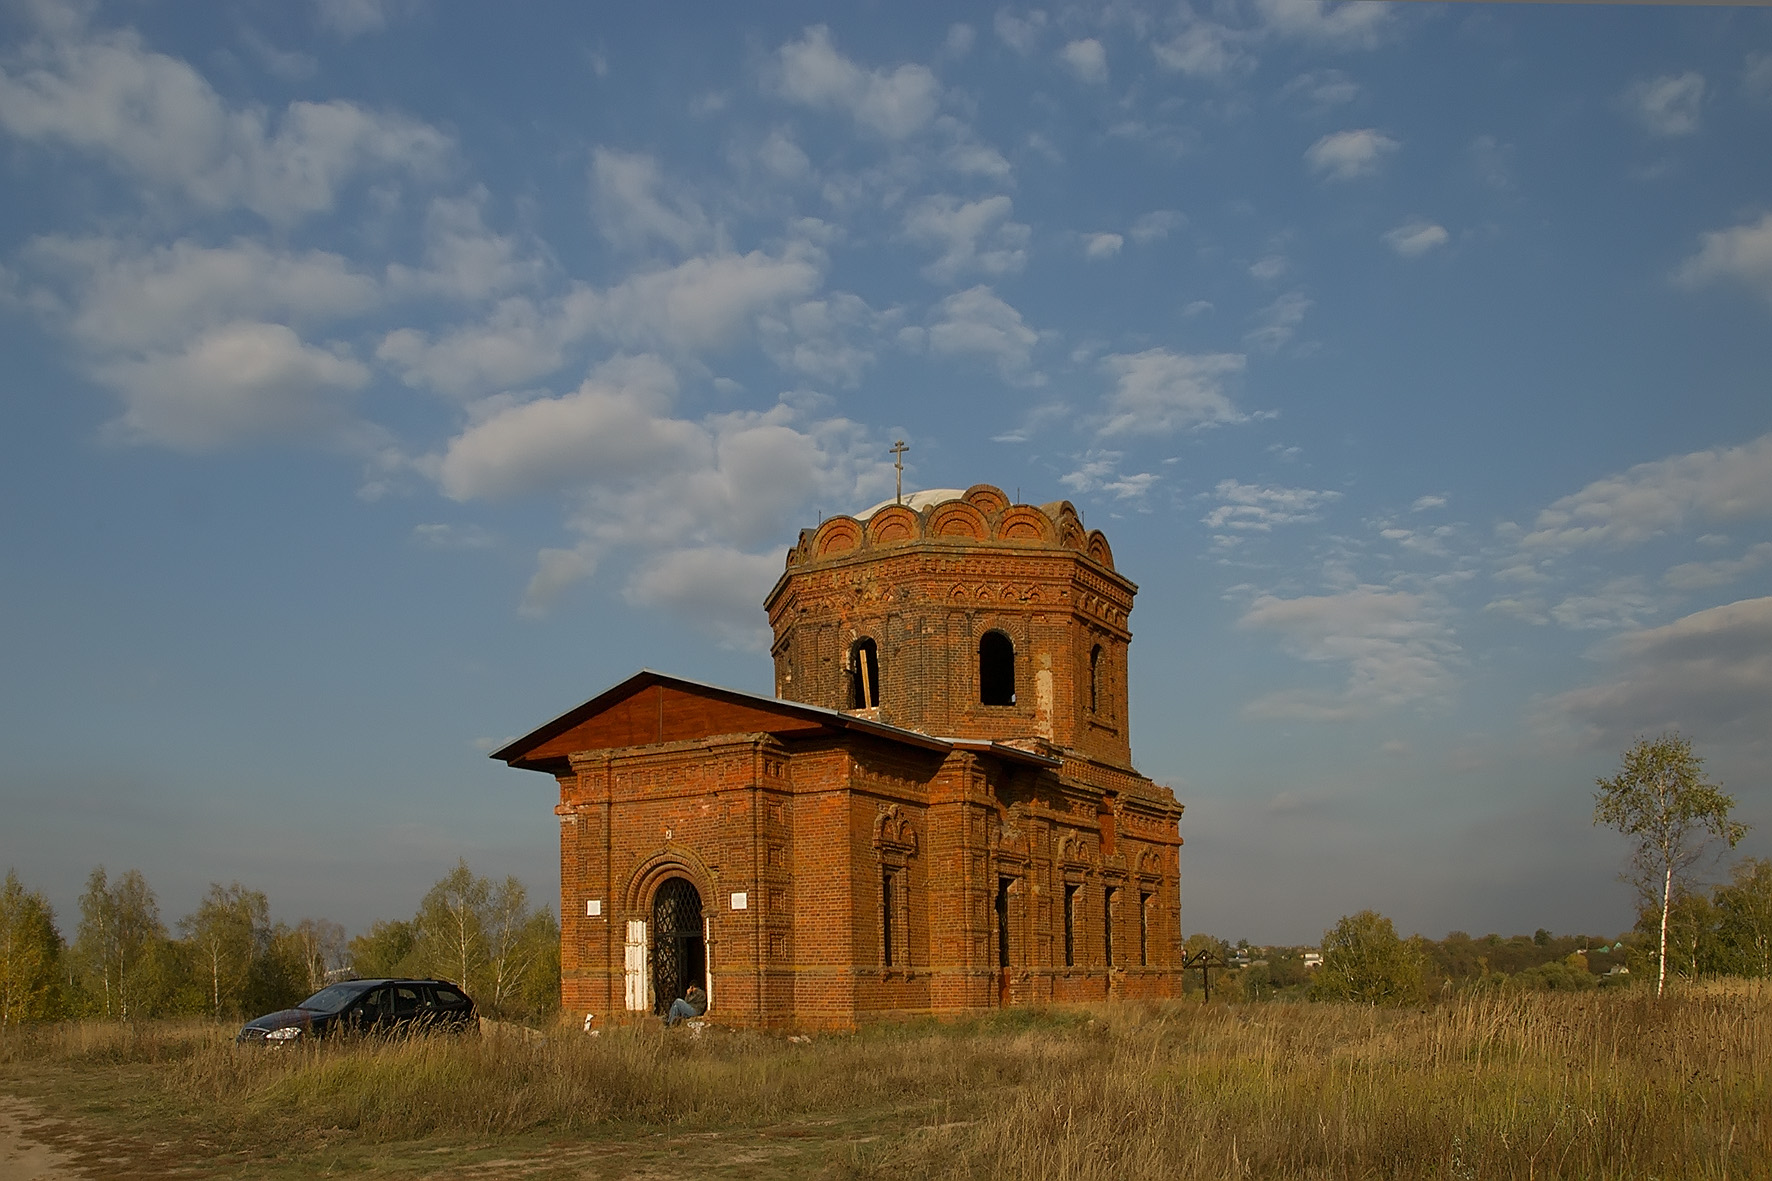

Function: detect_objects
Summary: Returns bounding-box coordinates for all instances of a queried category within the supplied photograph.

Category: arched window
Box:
[1089,644,1103,714]
[979,630,1015,705]
[849,637,880,708]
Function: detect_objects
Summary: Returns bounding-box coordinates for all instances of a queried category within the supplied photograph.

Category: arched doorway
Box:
[650,877,705,1015]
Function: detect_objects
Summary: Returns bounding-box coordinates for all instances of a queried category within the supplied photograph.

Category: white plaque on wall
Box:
[586,899,602,917]
[730,892,749,910]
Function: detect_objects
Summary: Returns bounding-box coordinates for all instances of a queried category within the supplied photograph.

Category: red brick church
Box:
[494,483,1186,1028]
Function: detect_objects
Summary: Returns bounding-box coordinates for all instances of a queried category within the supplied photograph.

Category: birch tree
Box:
[1712,858,1772,978]
[416,860,489,993]
[1594,733,1747,998]
[178,883,269,1018]
[73,867,165,1019]
[0,870,63,1025]
[485,876,538,1015]
[291,918,347,994]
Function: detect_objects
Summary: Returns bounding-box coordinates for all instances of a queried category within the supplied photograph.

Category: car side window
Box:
[391,986,422,1018]
[432,987,464,1007]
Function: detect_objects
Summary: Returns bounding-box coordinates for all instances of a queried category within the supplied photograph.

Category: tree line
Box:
[1199,733,1764,1006]
[0,859,558,1027]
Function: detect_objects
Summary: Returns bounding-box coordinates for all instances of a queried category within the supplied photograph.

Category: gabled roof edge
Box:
[491,669,958,769]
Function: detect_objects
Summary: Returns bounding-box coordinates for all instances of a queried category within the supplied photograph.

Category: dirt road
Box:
[0,1097,83,1181]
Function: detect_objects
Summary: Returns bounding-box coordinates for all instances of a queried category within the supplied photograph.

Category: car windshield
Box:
[298,983,371,1013]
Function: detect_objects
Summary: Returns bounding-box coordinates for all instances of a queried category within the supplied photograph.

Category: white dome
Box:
[854,488,967,520]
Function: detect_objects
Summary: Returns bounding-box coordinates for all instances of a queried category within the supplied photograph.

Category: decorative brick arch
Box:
[996,505,1054,544]
[813,516,863,558]
[963,484,1011,516]
[623,847,718,915]
[867,504,921,546]
[928,501,989,540]
[1086,530,1115,571]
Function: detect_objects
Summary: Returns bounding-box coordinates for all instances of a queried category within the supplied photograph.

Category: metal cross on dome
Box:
[890,439,908,505]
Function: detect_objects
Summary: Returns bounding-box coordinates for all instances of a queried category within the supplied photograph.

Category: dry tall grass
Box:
[3,985,1767,1179]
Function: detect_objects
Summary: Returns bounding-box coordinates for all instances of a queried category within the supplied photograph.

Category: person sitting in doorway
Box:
[665,984,708,1027]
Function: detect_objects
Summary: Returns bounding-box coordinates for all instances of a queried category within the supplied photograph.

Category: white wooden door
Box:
[624,919,649,1011]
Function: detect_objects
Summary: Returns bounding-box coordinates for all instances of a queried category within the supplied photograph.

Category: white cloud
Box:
[1383,220,1449,258]
[1059,38,1107,85]
[1129,210,1184,244]
[381,244,824,398]
[776,25,941,140]
[1747,53,1772,102]
[623,547,782,650]
[435,368,699,501]
[1059,451,1158,501]
[1664,543,1772,591]
[1549,577,1656,631]
[1304,128,1398,180]
[1082,232,1123,260]
[1518,434,1772,553]
[497,396,892,626]
[1248,254,1287,281]
[1152,19,1250,79]
[0,22,450,224]
[1253,0,1393,50]
[1097,348,1245,436]
[758,291,892,386]
[945,24,976,58]
[239,29,317,82]
[378,295,574,399]
[1279,69,1359,110]
[521,546,598,618]
[1411,494,1447,512]
[590,149,711,254]
[939,132,1013,180]
[315,0,417,37]
[756,129,813,181]
[1244,290,1311,350]
[25,234,380,354]
[597,247,824,352]
[97,320,368,451]
[903,194,1029,283]
[1625,72,1705,137]
[920,285,1042,385]
[413,522,495,550]
[1676,212,1772,306]
[1239,586,1456,720]
[1202,479,1341,533]
[1546,597,1772,749]
[994,10,1048,56]
[384,194,544,302]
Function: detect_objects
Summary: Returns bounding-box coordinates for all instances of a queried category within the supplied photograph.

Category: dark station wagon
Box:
[236,978,477,1044]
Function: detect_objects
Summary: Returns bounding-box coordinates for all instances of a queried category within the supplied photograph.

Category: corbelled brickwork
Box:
[496,485,1185,1029]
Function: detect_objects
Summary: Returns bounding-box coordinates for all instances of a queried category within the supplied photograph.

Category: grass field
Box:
[2,984,1767,1179]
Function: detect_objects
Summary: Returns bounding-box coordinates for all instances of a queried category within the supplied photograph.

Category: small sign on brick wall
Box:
[730,892,749,910]
[586,899,602,917]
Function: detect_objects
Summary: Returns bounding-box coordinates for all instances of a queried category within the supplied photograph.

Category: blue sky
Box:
[1,0,1768,947]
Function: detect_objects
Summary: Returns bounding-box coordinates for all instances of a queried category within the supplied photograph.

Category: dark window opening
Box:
[979,631,1015,705]
[1139,892,1152,967]
[996,877,1012,969]
[1089,644,1103,713]
[849,638,880,708]
[1103,888,1117,967]
[882,868,896,966]
[1063,884,1078,967]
